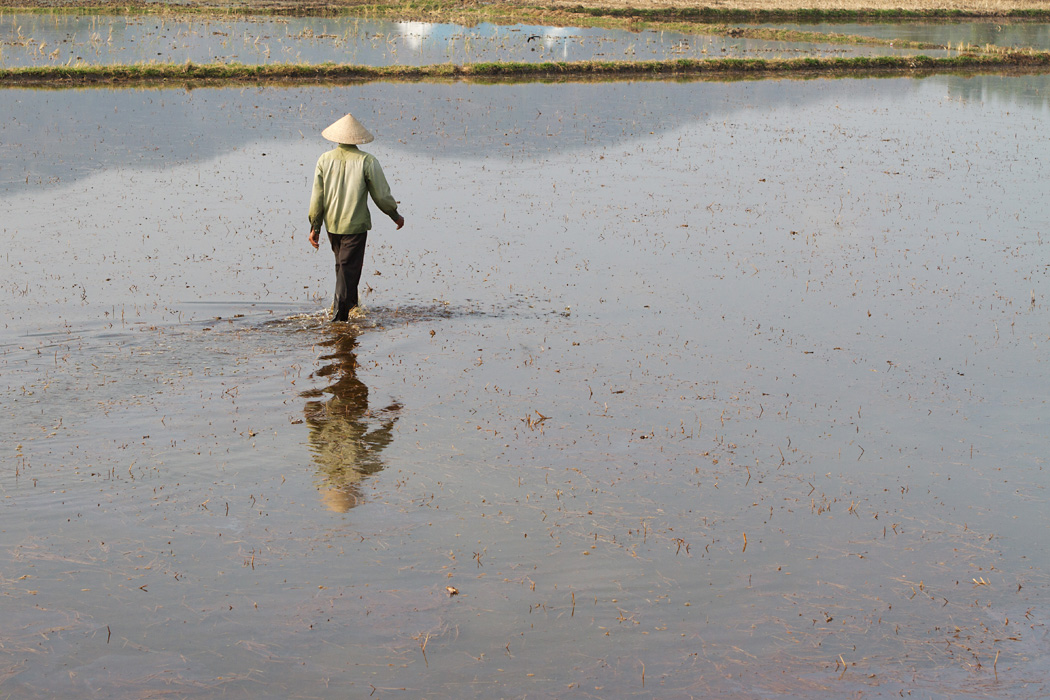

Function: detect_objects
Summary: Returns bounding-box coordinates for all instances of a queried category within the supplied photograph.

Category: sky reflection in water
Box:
[762,20,1050,50]
[2,72,1049,196]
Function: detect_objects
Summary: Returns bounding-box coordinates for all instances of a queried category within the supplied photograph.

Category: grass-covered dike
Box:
[2,53,1050,87]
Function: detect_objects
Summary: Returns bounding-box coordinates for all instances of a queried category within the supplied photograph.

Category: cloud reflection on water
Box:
[393,21,435,52]
[5,75,1050,197]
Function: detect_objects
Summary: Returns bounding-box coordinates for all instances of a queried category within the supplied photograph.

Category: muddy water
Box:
[762,20,1050,50]
[0,13,954,67]
[1,76,1049,698]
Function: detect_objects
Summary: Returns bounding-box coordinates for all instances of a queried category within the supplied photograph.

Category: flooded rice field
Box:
[2,74,1049,698]
[0,13,959,68]
[763,20,1050,51]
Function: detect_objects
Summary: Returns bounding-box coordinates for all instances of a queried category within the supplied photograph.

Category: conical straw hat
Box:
[321,113,375,145]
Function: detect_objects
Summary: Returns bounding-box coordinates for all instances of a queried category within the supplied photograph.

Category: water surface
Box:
[0,13,955,67]
[1,76,1048,698]
[762,20,1050,50]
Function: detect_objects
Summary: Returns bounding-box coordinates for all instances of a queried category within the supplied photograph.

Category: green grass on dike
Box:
[2,53,1049,87]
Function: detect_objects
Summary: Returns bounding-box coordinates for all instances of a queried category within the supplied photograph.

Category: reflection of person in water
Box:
[301,330,401,512]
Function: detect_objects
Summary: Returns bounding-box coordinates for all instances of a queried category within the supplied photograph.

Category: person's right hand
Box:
[308,228,320,249]
[394,216,405,231]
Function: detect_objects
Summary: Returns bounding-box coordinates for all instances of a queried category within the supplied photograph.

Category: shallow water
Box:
[1,76,1048,698]
[0,13,954,67]
[762,20,1050,50]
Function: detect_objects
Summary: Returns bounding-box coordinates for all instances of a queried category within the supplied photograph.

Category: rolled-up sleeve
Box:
[364,156,400,220]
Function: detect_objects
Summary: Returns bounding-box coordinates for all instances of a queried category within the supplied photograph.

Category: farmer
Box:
[308,113,405,322]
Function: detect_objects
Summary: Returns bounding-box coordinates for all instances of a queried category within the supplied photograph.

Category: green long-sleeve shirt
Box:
[308,145,400,235]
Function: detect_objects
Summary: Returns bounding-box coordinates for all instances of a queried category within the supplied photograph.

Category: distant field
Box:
[3,0,1050,16]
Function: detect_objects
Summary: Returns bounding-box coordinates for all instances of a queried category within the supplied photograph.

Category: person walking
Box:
[308,113,405,322]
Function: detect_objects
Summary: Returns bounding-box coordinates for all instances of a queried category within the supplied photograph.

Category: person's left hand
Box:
[308,228,320,250]
[394,216,405,231]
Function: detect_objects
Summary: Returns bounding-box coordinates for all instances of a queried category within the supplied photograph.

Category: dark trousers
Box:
[327,232,368,322]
